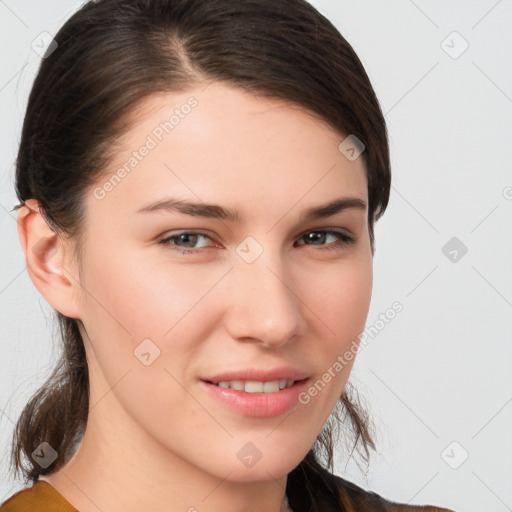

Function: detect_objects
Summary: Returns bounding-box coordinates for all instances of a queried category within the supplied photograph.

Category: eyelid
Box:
[158,226,353,242]
[296,224,353,238]
[158,230,218,246]
[158,227,356,254]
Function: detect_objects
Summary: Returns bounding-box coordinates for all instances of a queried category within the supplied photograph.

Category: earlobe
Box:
[16,199,83,319]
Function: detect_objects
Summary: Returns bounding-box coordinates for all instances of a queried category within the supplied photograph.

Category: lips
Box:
[200,366,310,384]
[198,366,311,417]
[200,378,310,417]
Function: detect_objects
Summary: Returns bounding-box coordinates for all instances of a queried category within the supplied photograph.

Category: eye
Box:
[295,229,355,251]
[159,231,217,255]
[158,228,355,256]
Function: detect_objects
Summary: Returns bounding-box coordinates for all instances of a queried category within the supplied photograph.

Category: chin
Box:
[221,440,309,483]
[224,459,297,483]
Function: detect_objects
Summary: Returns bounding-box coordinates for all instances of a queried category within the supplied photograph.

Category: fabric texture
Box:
[0,481,77,512]
[0,477,454,512]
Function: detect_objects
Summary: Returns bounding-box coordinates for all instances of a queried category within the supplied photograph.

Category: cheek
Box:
[295,258,372,406]
[77,252,207,426]
[78,251,229,388]
[301,257,373,343]
[80,250,210,338]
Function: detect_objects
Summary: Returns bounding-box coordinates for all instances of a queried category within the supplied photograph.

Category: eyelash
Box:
[158,229,355,255]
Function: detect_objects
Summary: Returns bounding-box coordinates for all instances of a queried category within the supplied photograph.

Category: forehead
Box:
[88,82,368,222]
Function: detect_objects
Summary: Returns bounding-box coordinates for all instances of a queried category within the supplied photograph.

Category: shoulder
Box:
[0,481,78,512]
[287,458,455,512]
[329,472,455,512]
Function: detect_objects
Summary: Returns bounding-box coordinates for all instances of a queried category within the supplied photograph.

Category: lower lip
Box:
[200,379,309,418]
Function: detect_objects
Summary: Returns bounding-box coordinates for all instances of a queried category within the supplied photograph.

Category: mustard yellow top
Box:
[0,479,454,512]
[0,481,77,512]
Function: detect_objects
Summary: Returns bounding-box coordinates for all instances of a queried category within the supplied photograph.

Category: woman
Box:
[1,0,454,511]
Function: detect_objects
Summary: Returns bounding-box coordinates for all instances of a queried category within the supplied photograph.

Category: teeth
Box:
[262,381,279,393]
[214,379,295,393]
[230,380,245,391]
[245,381,263,393]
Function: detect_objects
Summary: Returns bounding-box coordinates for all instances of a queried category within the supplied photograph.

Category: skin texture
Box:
[18,82,373,512]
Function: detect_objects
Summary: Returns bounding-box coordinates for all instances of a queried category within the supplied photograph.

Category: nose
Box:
[223,247,303,349]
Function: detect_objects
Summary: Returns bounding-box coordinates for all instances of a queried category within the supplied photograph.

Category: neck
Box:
[39,392,292,512]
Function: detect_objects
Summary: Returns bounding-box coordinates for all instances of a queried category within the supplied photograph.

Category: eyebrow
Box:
[136,196,367,222]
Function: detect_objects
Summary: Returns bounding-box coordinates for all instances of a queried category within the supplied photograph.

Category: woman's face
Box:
[72,82,372,482]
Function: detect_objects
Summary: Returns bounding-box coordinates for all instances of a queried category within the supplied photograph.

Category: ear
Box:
[16,199,83,319]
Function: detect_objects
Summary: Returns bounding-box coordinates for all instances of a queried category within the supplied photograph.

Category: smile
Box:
[208,379,296,393]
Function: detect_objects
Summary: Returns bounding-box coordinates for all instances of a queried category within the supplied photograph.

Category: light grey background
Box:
[1,1,511,511]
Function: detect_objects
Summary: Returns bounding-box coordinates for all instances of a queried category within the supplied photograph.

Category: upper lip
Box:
[201,367,310,383]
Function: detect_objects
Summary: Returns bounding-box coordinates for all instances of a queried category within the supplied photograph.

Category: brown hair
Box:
[10,0,390,509]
